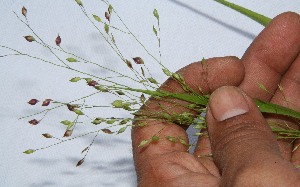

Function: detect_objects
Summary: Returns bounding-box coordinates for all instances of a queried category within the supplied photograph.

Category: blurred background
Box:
[0,1,299,186]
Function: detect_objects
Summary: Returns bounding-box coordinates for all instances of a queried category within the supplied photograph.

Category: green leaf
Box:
[169,93,209,106]
[117,127,127,134]
[60,120,73,126]
[75,0,83,6]
[92,14,102,22]
[124,87,209,106]
[108,5,113,14]
[69,77,81,82]
[153,9,159,21]
[74,109,84,115]
[153,25,157,36]
[214,0,271,26]
[147,77,159,84]
[23,149,35,154]
[66,57,78,62]
[138,139,149,147]
[255,99,300,120]
[104,23,109,34]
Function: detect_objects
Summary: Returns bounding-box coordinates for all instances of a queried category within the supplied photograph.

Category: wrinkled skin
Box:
[132,12,300,186]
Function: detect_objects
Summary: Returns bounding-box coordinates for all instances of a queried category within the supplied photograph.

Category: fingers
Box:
[240,12,300,101]
[132,57,244,181]
[193,136,220,177]
[206,86,300,186]
[267,52,300,161]
[284,53,300,165]
[160,56,244,94]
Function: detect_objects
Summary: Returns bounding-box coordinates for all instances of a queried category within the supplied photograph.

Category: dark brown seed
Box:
[67,104,74,111]
[76,158,84,167]
[140,94,146,103]
[22,6,27,17]
[24,36,35,42]
[81,147,89,154]
[42,133,53,138]
[29,119,39,125]
[67,104,79,111]
[63,130,73,137]
[28,99,39,105]
[105,12,110,22]
[87,80,98,87]
[102,129,113,134]
[133,57,144,64]
[42,99,52,106]
[55,34,61,46]
[125,60,133,69]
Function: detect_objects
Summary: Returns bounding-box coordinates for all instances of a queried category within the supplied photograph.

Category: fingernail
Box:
[209,86,249,121]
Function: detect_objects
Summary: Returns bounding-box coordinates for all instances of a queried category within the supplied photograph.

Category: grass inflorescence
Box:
[1,0,300,167]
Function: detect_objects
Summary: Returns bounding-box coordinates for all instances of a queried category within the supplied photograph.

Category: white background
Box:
[0,1,299,186]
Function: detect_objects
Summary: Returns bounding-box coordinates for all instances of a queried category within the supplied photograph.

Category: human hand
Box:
[132,12,300,186]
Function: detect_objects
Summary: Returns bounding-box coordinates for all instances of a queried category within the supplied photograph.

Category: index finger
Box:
[239,12,300,101]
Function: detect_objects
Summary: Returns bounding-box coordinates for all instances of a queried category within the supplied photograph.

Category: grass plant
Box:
[1,0,300,167]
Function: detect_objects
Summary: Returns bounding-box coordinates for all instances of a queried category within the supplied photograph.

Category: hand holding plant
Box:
[2,1,300,186]
[132,12,300,186]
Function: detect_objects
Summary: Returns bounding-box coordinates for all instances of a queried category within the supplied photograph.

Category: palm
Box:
[134,148,219,186]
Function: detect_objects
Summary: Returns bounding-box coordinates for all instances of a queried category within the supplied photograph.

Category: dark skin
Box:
[132,12,300,186]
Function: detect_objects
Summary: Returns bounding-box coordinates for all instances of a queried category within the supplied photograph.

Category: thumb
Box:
[206,86,300,186]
